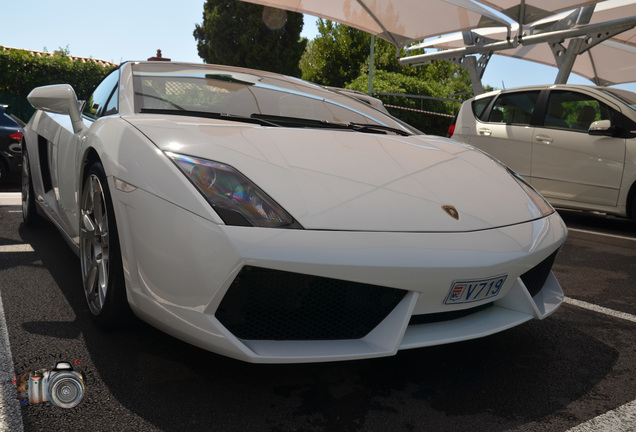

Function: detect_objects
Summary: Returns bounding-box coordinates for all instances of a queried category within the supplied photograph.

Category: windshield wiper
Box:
[347,122,411,136]
[251,114,411,136]
[251,114,347,129]
[140,108,280,127]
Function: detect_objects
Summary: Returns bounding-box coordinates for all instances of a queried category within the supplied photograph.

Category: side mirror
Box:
[588,119,614,137]
[27,84,85,134]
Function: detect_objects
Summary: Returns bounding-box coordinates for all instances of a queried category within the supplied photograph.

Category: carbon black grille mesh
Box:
[520,250,559,297]
[215,266,407,340]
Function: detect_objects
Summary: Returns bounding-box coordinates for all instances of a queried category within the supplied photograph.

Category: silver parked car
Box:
[449,84,636,221]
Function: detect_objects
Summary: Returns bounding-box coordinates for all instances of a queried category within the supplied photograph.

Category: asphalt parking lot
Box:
[1,186,635,432]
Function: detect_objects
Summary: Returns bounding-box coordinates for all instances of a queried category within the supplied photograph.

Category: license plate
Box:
[444,275,507,304]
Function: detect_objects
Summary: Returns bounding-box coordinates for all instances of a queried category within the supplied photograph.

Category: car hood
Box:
[127,116,548,232]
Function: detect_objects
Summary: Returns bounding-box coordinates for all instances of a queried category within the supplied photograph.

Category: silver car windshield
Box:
[131,63,418,135]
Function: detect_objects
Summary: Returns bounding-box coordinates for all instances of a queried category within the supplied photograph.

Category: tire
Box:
[79,162,131,328]
[21,148,43,226]
[0,160,7,186]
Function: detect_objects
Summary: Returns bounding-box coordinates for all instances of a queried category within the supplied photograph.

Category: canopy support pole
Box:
[552,38,584,84]
[368,35,375,94]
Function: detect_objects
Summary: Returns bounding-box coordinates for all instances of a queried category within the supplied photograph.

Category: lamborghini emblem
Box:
[442,205,459,220]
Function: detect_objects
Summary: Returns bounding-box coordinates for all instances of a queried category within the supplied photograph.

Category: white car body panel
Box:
[22,62,568,363]
[531,126,625,206]
[463,122,534,178]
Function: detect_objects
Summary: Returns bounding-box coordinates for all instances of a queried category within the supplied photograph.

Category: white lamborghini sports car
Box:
[22,61,567,363]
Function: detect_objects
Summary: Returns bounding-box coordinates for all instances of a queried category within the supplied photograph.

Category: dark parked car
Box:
[0,104,23,184]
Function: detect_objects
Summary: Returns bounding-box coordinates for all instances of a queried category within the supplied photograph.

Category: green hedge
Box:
[0,47,115,122]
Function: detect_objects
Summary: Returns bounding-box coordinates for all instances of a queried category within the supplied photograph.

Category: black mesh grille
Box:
[521,250,559,297]
[215,266,407,340]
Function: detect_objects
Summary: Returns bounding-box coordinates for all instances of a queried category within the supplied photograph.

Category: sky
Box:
[2,0,635,92]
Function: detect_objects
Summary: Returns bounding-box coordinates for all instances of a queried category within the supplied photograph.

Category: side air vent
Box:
[37,135,53,192]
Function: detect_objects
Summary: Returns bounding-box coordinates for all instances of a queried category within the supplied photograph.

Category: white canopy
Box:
[241,0,512,47]
[405,0,636,86]
[241,0,615,46]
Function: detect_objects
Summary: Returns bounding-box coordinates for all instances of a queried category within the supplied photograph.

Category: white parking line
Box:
[0,245,34,253]
[564,297,636,324]
[568,227,636,242]
[0,292,24,432]
[566,399,636,432]
[0,193,20,206]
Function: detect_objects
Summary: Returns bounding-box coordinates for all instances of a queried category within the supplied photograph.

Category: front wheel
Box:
[0,160,7,186]
[79,162,131,328]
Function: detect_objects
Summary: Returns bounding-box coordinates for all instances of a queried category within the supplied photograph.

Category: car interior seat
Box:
[574,105,597,130]
[544,103,569,128]
[489,110,504,122]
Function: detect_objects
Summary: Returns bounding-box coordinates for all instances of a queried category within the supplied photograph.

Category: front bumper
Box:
[113,185,567,363]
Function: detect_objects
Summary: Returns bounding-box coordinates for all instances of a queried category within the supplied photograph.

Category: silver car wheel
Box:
[80,173,111,316]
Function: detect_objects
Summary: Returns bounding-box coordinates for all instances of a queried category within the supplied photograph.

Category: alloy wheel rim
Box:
[80,174,110,315]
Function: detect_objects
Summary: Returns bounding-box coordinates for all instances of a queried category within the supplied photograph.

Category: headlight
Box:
[166,152,302,228]
[508,169,554,217]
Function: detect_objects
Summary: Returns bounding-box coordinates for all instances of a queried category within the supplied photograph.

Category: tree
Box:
[0,46,115,122]
[299,20,371,87]
[347,66,470,135]
[300,21,472,134]
[193,0,306,77]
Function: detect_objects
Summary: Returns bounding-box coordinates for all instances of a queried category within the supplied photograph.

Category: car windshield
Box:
[600,88,636,112]
[131,63,418,135]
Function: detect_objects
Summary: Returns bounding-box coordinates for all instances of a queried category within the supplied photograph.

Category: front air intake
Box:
[215,266,406,340]
[520,250,559,297]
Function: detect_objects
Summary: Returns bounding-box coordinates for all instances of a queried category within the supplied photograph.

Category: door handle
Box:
[478,128,492,136]
[535,134,553,144]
